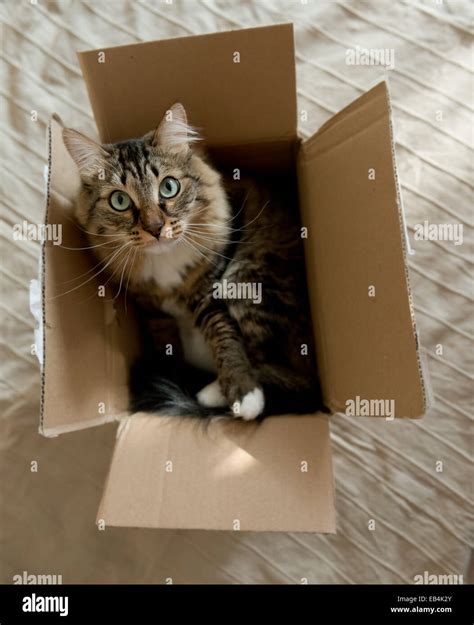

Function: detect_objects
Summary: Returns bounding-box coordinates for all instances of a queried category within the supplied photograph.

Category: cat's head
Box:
[63,103,229,258]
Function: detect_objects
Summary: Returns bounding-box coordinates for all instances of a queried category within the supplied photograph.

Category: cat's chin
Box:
[139,238,180,256]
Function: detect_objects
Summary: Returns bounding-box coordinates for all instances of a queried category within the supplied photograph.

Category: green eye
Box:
[159,177,180,199]
[109,191,131,211]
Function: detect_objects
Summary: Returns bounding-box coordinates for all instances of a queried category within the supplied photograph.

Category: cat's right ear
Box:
[62,128,108,177]
[150,103,199,155]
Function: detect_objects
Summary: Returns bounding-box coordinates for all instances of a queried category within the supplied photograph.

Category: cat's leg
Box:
[192,299,264,420]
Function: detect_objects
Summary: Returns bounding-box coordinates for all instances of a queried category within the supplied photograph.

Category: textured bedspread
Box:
[1,0,472,583]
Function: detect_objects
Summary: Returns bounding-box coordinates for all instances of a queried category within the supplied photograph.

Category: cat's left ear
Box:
[63,128,109,178]
[151,103,199,155]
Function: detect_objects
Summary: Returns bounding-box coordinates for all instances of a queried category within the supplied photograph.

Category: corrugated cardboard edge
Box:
[38,119,52,437]
[384,81,433,414]
[41,414,119,439]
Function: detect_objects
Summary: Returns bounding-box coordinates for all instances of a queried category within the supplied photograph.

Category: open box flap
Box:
[40,117,139,437]
[98,413,336,533]
[298,82,428,418]
[77,24,297,152]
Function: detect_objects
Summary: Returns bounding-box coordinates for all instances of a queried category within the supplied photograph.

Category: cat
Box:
[63,103,325,420]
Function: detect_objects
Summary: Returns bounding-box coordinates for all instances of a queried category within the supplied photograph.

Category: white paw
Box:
[232,388,265,420]
[196,379,228,408]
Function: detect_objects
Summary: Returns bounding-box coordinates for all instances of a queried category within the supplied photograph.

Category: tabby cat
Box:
[63,104,324,420]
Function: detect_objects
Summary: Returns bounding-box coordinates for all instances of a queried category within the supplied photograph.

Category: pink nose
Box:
[142,218,164,238]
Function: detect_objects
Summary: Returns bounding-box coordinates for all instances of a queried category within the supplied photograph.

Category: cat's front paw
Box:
[196,379,227,408]
[232,387,265,421]
[198,377,265,420]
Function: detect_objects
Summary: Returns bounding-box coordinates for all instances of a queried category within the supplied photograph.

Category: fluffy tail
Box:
[129,355,223,417]
[129,354,327,418]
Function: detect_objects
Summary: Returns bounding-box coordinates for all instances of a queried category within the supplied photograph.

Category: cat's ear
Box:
[151,103,199,155]
[62,128,108,177]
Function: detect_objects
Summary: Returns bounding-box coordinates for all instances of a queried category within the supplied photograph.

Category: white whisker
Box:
[124,247,138,313]
[60,242,130,284]
[114,246,135,300]
[180,234,218,267]
[57,237,126,251]
[49,242,133,300]
[185,234,235,263]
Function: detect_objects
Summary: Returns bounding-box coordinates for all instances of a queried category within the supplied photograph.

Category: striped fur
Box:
[63,104,324,419]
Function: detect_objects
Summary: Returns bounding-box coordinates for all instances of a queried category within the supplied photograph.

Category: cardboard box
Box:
[39,24,430,533]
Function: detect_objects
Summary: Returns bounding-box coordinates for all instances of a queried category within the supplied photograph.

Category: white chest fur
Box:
[137,241,198,289]
[139,245,215,373]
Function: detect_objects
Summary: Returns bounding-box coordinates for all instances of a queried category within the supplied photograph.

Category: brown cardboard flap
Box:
[41,117,139,436]
[77,24,297,148]
[98,413,336,533]
[298,82,427,418]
